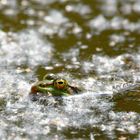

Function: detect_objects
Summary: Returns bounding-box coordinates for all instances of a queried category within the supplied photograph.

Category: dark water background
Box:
[0,0,140,140]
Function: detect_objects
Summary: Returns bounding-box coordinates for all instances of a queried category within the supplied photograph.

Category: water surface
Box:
[0,0,140,139]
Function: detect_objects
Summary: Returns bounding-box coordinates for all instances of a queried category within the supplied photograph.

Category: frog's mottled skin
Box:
[30,74,81,98]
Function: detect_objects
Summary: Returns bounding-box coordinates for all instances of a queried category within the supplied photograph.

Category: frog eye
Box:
[39,83,45,87]
[37,81,46,87]
[43,74,56,80]
[54,79,68,89]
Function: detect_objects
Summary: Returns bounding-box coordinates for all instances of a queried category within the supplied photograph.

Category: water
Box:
[0,0,140,139]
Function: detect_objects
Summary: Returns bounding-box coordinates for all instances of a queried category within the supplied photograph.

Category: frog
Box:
[29,74,81,102]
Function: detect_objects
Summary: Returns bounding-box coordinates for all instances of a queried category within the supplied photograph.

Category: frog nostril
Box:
[58,82,63,84]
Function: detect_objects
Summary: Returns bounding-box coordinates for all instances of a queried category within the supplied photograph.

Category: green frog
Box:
[30,74,81,99]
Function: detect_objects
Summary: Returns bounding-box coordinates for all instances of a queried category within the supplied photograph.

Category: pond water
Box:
[0,0,140,139]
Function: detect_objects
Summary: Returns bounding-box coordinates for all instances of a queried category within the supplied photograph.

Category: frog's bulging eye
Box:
[39,83,46,87]
[43,74,56,80]
[58,81,63,84]
[54,79,68,89]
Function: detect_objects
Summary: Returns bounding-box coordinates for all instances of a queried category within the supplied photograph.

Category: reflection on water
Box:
[0,0,140,139]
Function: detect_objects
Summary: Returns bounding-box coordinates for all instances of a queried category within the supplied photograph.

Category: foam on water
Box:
[0,30,53,68]
[39,10,70,37]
